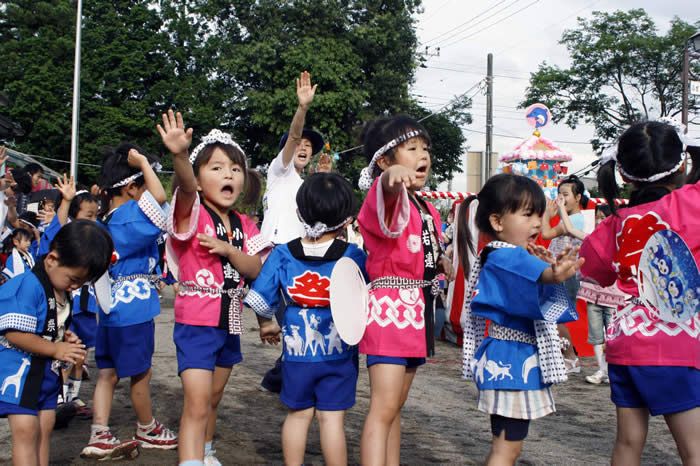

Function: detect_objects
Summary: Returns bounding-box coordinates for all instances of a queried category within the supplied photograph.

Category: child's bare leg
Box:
[130,368,153,425]
[361,364,409,466]
[386,367,417,466]
[206,365,233,444]
[612,406,648,466]
[92,368,118,427]
[316,409,346,466]
[8,414,39,466]
[37,409,55,466]
[664,406,700,465]
[486,429,523,466]
[282,407,315,465]
[179,368,213,462]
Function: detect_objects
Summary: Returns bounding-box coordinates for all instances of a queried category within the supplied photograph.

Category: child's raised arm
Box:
[127,149,167,206]
[157,109,195,230]
[556,198,586,241]
[541,199,567,240]
[54,173,76,226]
[281,71,317,168]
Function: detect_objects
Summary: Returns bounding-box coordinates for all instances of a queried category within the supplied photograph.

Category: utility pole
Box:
[484,53,493,185]
[70,0,83,180]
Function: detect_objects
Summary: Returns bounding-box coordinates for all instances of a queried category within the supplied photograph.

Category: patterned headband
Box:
[358,129,426,190]
[189,129,247,167]
[599,117,691,183]
[111,161,163,188]
[302,216,353,240]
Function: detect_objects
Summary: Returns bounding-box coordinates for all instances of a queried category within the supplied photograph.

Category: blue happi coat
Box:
[472,247,578,391]
[246,239,367,363]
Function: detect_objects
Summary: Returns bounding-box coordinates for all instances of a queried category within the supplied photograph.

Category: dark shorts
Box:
[70,312,97,349]
[95,320,154,378]
[366,355,426,369]
[490,414,530,441]
[0,363,60,416]
[174,323,242,374]
[281,357,359,411]
[609,364,700,416]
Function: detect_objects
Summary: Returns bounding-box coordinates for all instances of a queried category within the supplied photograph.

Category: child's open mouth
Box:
[221,185,234,194]
[529,233,539,242]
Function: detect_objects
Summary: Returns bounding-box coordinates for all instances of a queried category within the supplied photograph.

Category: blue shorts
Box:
[491,415,530,441]
[281,357,359,411]
[366,355,426,369]
[173,323,242,374]
[609,364,700,416]
[0,363,60,416]
[95,320,154,378]
[70,312,97,349]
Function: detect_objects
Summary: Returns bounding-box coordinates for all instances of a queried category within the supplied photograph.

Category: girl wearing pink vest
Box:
[158,110,272,466]
[579,118,700,465]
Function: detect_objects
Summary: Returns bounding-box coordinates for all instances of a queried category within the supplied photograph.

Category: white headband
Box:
[189,129,247,166]
[358,129,426,190]
[302,216,352,240]
[600,117,690,183]
[75,190,89,196]
[111,162,163,188]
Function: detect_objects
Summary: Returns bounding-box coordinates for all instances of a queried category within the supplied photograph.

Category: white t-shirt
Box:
[260,150,304,244]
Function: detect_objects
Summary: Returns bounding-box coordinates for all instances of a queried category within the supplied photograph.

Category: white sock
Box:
[204,441,213,455]
[68,377,81,401]
[138,418,156,430]
[91,424,109,436]
[62,383,70,401]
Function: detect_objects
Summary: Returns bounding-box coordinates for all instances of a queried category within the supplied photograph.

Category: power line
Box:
[422,0,511,46]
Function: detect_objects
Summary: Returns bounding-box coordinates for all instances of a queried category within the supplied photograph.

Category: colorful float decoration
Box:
[497,103,573,199]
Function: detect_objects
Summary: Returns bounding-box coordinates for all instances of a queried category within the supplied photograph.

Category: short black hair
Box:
[99,142,158,197]
[68,191,100,219]
[296,173,357,232]
[24,163,43,175]
[50,220,114,281]
[12,228,33,243]
[558,175,588,208]
[595,203,611,218]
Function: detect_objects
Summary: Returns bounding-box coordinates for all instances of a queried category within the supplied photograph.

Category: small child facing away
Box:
[246,172,367,466]
[0,220,113,465]
[458,174,583,464]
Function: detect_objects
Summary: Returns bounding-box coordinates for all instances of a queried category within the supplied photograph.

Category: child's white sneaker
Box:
[134,418,178,449]
[204,449,223,466]
[564,357,581,374]
[585,370,609,384]
[81,429,139,460]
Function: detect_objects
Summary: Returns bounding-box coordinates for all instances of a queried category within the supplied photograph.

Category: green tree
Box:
[521,10,700,150]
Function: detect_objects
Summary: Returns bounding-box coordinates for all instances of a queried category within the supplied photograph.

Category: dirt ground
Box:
[0,287,683,465]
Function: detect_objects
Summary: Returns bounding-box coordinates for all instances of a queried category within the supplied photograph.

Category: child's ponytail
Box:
[596,159,620,215]
[240,168,262,208]
[687,145,700,185]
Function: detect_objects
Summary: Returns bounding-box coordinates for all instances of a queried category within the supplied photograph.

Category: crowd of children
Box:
[0,69,699,465]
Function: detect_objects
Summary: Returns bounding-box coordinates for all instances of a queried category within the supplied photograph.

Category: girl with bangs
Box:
[457,174,583,464]
[158,110,272,466]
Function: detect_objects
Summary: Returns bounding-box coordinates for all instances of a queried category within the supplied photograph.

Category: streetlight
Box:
[681,29,700,132]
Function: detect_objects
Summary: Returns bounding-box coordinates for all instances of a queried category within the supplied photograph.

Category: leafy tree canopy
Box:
[521,9,700,150]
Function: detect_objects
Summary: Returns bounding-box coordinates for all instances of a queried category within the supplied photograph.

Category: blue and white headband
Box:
[358,129,426,191]
[600,117,690,183]
[111,161,162,188]
[302,216,353,240]
[189,129,247,167]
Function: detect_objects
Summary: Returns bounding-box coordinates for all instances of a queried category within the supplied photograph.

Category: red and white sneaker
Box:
[134,419,178,449]
[81,430,139,460]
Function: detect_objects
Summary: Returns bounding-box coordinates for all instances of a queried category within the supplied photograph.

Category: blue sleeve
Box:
[348,244,369,282]
[570,213,585,232]
[28,240,39,259]
[0,274,44,334]
[473,247,577,323]
[245,247,283,319]
[38,215,63,256]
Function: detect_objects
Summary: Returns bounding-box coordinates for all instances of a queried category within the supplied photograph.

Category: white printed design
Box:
[367,292,425,330]
[472,353,513,383]
[179,269,224,299]
[522,353,539,384]
[112,278,153,306]
[1,358,30,398]
[282,310,344,358]
[406,234,421,253]
[609,307,700,340]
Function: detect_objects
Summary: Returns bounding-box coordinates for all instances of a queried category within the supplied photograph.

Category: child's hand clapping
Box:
[53,340,87,365]
[550,246,585,283]
[526,243,554,264]
[157,109,193,158]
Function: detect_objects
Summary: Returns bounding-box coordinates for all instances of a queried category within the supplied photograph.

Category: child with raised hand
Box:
[456,174,583,465]
[245,172,366,466]
[2,227,35,281]
[579,118,700,464]
[541,175,588,372]
[356,115,454,466]
[81,143,175,460]
[158,109,270,466]
[39,175,101,418]
[0,220,113,466]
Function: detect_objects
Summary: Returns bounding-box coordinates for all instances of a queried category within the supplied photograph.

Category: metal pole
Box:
[485,53,493,183]
[69,0,83,180]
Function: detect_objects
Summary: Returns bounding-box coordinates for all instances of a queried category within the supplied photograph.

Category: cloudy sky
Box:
[412,0,700,192]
